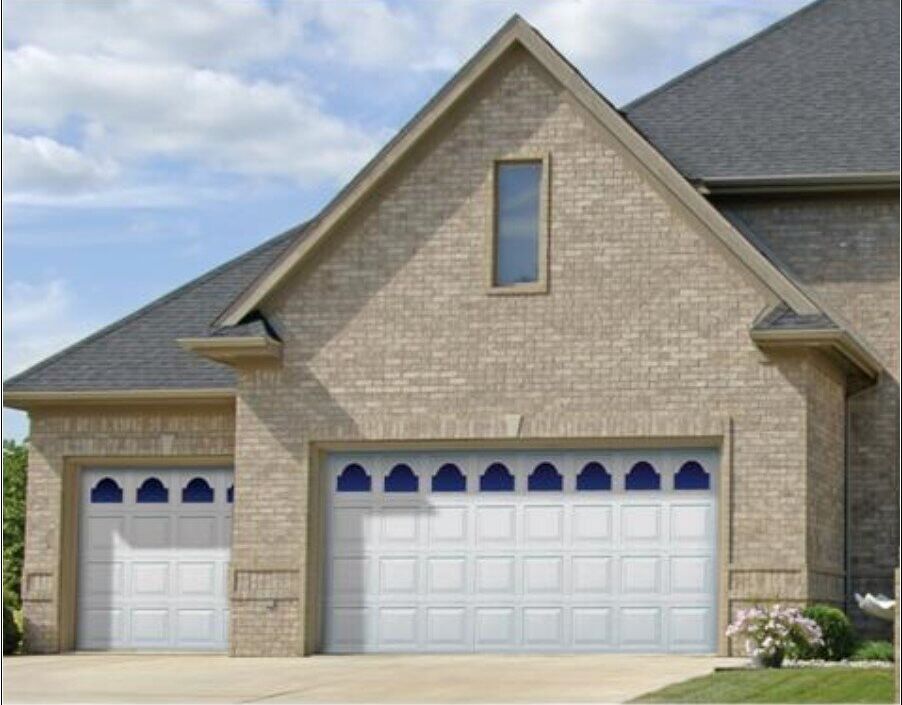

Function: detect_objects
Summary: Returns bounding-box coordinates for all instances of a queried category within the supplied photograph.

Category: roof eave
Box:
[3,387,235,410]
[750,327,881,382]
[697,172,900,195]
[178,336,282,365]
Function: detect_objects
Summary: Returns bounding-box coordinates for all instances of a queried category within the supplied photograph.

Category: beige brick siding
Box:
[227,48,850,655]
[721,193,899,635]
[20,403,234,653]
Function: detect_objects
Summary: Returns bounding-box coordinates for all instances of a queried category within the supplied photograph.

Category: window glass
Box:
[384,464,419,493]
[625,461,660,490]
[674,461,710,490]
[432,464,466,492]
[528,462,562,491]
[577,462,611,491]
[136,477,168,503]
[182,477,214,503]
[480,462,514,491]
[91,478,123,503]
[495,162,541,285]
[337,464,371,492]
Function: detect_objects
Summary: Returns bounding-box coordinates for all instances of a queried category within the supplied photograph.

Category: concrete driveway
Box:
[2,653,740,704]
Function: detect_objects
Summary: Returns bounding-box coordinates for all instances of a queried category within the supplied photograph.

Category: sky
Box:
[1,0,809,440]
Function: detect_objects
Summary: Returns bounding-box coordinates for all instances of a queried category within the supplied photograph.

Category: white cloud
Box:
[2,134,118,196]
[2,0,301,67]
[2,45,381,189]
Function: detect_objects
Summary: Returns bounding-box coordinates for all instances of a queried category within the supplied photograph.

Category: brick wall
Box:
[719,193,900,635]
[231,47,850,655]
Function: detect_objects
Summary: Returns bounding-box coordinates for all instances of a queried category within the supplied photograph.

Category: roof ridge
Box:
[621,0,827,112]
[3,222,307,388]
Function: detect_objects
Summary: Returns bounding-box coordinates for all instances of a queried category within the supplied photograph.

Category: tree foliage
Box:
[3,439,28,608]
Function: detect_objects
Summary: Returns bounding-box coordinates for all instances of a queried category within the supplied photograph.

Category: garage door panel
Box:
[84,561,125,595]
[78,467,232,651]
[476,506,516,545]
[132,562,170,596]
[130,516,171,549]
[573,607,613,647]
[426,607,469,649]
[324,450,717,653]
[669,607,713,649]
[428,506,469,545]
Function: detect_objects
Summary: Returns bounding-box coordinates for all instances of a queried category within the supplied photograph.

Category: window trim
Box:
[486,153,550,294]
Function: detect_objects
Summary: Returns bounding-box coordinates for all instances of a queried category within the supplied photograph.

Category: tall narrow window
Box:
[493,160,544,288]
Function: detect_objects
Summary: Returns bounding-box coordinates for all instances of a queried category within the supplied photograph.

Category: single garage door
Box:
[77,467,232,650]
[323,449,717,653]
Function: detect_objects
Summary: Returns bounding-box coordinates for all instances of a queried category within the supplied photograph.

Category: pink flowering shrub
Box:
[726,605,823,666]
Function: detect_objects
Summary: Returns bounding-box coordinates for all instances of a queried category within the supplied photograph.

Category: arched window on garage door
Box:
[480,462,514,491]
[136,477,168,503]
[528,462,562,491]
[625,461,660,490]
[674,461,710,490]
[384,464,419,493]
[182,477,214,503]
[432,463,466,492]
[91,477,123,503]
[337,463,371,492]
[577,462,611,491]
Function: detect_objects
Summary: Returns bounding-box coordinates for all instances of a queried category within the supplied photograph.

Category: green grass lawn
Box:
[631,667,895,704]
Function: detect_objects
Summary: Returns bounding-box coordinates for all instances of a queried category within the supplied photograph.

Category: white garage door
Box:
[323,449,717,653]
[77,468,232,650]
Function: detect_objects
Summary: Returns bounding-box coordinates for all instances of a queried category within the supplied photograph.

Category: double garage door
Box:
[323,449,718,653]
[77,468,232,650]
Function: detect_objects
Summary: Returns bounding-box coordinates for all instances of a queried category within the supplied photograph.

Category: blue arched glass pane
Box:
[480,463,514,492]
[385,464,419,493]
[625,461,660,490]
[674,461,710,490]
[337,464,371,492]
[577,462,611,491]
[432,464,466,492]
[528,462,562,491]
[136,477,168,503]
[182,477,214,503]
[227,485,234,503]
[91,478,123,503]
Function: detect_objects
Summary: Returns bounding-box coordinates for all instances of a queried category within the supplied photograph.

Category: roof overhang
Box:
[750,327,881,388]
[697,172,900,195]
[178,335,282,365]
[3,387,235,410]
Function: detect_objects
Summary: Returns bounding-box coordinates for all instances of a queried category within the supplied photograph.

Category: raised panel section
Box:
[523,557,563,594]
[621,505,662,544]
[428,507,468,545]
[620,608,662,647]
[573,608,612,646]
[572,505,612,543]
[426,608,468,647]
[475,557,516,593]
[427,558,467,594]
[379,558,418,594]
[523,608,563,646]
[621,556,661,595]
[378,608,418,647]
[572,556,612,594]
[670,607,711,648]
[476,506,516,545]
[132,562,169,596]
[523,506,564,544]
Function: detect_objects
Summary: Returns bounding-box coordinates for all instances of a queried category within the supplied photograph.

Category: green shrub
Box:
[793,604,857,661]
[851,640,894,662]
[3,601,21,655]
[3,439,28,610]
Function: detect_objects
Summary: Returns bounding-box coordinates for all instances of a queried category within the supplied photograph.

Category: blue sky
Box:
[1,0,807,440]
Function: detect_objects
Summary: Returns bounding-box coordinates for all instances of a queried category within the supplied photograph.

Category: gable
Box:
[218,16,829,328]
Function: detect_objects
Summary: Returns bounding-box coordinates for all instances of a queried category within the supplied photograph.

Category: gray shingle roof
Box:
[4,225,305,392]
[753,302,837,331]
[623,0,900,180]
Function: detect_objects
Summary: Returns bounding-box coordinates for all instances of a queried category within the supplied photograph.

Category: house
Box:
[4,0,898,657]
